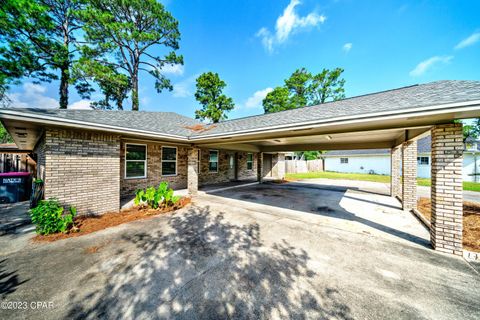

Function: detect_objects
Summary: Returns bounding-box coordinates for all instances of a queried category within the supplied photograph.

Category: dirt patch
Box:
[417,198,480,252]
[33,197,191,243]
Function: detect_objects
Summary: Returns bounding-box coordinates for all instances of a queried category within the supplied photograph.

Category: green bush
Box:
[29,199,77,235]
[134,181,181,209]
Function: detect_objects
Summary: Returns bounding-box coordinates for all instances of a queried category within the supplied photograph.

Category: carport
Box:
[186,81,480,256]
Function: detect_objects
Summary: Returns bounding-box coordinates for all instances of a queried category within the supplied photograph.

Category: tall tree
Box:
[79,0,182,111]
[309,68,346,104]
[284,67,311,108]
[0,0,84,109]
[73,59,130,110]
[194,72,234,123]
[262,67,346,114]
[263,87,293,114]
[0,123,13,144]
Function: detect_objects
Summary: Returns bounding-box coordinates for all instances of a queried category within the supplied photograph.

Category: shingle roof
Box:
[1,80,480,138]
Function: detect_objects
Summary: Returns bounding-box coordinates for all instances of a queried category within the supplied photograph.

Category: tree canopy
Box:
[263,67,346,113]
[78,0,183,111]
[194,72,235,123]
[0,0,84,109]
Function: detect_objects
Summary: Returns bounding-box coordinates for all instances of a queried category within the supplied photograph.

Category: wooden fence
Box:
[285,159,324,174]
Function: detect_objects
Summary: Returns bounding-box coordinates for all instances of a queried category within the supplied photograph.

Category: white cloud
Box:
[454,32,480,50]
[8,83,58,109]
[342,42,352,53]
[68,100,93,110]
[172,75,197,98]
[256,0,326,53]
[161,63,185,76]
[244,88,273,109]
[409,55,453,77]
[7,82,93,109]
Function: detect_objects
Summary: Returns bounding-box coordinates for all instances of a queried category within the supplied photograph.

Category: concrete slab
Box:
[0,183,479,319]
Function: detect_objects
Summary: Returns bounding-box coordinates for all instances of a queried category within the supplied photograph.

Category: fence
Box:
[285,159,324,174]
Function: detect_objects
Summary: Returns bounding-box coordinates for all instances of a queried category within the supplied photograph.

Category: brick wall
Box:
[390,146,402,198]
[430,123,463,255]
[402,140,417,211]
[34,135,46,180]
[43,128,120,215]
[120,141,188,199]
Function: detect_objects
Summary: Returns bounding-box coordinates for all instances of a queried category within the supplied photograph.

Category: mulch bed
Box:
[417,198,480,252]
[33,197,191,242]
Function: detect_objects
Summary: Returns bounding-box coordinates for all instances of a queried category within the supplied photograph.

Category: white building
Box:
[323,136,480,182]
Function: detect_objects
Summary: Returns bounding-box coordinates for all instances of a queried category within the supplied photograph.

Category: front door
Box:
[228,153,236,181]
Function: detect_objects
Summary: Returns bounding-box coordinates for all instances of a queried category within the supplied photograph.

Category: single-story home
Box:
[323,136,480,182]
[1,80,480,255]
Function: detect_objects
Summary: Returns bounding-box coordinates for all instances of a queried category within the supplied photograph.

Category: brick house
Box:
[1,80,480,255]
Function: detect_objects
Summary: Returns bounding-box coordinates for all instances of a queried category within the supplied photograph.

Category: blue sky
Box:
[7,0,480,120]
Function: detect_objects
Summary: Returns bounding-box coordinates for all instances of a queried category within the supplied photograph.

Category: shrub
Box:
[134,181,181,209]
[29,199,77,235]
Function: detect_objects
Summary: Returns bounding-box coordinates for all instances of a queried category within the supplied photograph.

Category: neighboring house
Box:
[323,136,480,182]
[0,143,36,174]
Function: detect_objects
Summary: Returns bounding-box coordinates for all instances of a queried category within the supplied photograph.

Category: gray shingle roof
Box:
[199,80,480,136]
[1,80,480,138]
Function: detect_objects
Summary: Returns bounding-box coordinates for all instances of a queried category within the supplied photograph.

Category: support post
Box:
[390,146,402,199]
[402,140,417,211]
[257,152,263,183]
[430,123,463,255]
[188,148,199,195]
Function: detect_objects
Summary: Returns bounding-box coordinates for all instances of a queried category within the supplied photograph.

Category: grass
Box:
[285,171,480,192]
[418,198,480,252]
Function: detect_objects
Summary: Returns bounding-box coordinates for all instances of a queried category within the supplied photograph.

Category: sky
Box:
[6,0,480,120]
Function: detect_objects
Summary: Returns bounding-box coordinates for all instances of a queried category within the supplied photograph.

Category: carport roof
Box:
[1,80,480,149]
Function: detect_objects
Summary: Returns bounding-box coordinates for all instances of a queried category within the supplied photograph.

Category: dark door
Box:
[263,154,272,177]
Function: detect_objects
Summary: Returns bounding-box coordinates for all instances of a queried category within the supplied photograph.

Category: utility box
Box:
[0,172,32,204]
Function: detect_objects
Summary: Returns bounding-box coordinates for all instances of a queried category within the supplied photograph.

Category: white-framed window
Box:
[162,146,177,176]
[209,150,218,173]
[417,156,429,165]
[125,143,147,179]
[340,158,348,164]
[246,153,253,170]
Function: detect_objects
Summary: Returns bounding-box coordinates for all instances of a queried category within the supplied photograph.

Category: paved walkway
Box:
[1,182,478,319]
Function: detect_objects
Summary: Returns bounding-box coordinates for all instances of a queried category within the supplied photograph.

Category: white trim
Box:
[1,99,480,143]
[124,143,147,179]
[208,149,219,173]
[161,146,178,177]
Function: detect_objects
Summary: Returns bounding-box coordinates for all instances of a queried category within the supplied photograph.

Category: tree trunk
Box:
[131,71,139,111]
[59,65,69,109]
[117,100,123,111]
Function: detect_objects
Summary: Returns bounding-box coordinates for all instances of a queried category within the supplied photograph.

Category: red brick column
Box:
[430,123,463,255]
[402,140,417,211]
[390,146,402,199]
[257,152,263,183]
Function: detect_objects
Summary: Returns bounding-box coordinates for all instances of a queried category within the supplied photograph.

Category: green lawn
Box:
[285,171,480,192]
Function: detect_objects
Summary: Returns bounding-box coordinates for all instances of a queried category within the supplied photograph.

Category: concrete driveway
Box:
[1,182,479,319]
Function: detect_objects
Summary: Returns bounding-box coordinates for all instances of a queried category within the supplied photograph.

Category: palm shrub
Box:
[134,181,180,209]
[29,199,77,235]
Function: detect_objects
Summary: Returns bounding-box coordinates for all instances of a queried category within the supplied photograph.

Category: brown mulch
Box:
[33,197,191,243]
[417,198,480,252]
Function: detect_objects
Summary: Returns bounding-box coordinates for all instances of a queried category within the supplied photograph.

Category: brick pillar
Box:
[402,140,417,211]
[187,148,199,195]
[430,123,463,255]
[390,146,402,199]
[257,152,263,183]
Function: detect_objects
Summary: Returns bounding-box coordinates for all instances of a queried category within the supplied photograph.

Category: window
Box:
[162,147,177,176]
[247,153,253,170]
[125,144,147,178]
[417,156,429,165]
[209,150,218,172]
[340,158,348,164]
